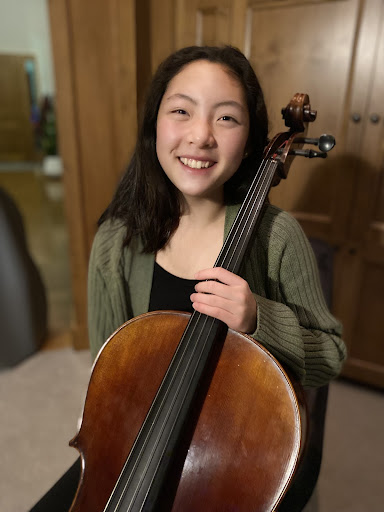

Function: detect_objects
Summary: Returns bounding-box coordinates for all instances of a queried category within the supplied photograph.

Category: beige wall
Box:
[0,0,55,96]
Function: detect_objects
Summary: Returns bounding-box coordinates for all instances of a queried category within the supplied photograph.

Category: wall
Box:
[0,0,55,96]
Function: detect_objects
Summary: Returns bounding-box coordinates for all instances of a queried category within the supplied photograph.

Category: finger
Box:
[194,279,235,300]
[194,267,241,286]
[195,275,251,305]
[190,291,234,313]
[191,300,236,326]
[191,290,257,333]
[192,298,256,332]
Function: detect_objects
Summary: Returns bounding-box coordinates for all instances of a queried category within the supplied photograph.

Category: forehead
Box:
[163,60,246,103]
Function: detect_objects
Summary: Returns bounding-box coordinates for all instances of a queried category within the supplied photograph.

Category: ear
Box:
[243,148,252,159]
[243,139,252,159]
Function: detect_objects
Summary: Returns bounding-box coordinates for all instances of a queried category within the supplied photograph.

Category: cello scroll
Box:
[265,93,336,183]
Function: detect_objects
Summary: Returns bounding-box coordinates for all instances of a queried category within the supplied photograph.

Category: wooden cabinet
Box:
[150,0,384,387]
[333,0,384,387]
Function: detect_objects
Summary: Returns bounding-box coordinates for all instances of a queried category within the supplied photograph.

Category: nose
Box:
[188,117,215,148]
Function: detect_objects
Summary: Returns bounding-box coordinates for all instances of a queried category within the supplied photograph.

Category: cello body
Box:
[70,311,302,512]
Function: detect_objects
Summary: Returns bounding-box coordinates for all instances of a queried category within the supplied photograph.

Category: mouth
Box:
[179,157,215,169]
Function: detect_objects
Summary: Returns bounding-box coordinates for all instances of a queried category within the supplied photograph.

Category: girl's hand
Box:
[191,267,257,333]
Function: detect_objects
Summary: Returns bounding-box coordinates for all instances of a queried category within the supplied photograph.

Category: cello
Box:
[69,94,335,512]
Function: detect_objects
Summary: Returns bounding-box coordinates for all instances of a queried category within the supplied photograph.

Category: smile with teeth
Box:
[179,157,215,169]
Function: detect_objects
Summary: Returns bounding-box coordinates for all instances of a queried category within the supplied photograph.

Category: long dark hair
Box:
[100,45,269,252]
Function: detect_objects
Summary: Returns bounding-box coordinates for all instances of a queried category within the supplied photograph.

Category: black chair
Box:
[278,237,333,511]
[0,187,47,367]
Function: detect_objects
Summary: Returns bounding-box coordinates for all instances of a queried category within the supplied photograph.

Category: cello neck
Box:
[214,158,279,274]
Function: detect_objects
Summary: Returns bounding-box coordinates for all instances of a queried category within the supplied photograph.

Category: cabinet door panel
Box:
[339,250,384,387]
[347,0,384,244]
[175,0,246,49]
[245,0,360,240]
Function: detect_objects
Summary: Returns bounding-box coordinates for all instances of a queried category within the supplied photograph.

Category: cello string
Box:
[117,159,281,507]
[216,158,278,273]
[225,160,278,273]
[107,311,217,511]
[226,134,298,272]
[214,158,274,271]
[128,160,281,499]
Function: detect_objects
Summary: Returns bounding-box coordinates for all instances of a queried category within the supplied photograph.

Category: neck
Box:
[180,194,226,228]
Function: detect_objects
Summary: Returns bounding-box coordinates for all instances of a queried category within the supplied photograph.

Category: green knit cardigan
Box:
[87,204,346,388]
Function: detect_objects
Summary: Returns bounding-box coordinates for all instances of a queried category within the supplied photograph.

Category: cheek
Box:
[156,118,180,157]
[223,133,248,166]
[155,120,165,161]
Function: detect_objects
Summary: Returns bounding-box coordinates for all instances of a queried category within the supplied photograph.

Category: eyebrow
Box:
[165,93,246,112]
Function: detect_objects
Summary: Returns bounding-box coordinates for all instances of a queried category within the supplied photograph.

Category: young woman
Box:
[88,45,346,389]
[31,45,346,512]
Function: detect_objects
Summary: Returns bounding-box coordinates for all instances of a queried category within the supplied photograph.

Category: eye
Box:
[172,109,188,115]
[219,115,238,123]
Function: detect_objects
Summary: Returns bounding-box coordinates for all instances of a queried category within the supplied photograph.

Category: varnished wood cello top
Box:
[70,311,302,511]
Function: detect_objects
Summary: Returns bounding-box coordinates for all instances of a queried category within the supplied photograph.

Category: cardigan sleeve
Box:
[88,238,115,360]
[87,220,130,361]
[88,266,115,361]
[250,208,346,388]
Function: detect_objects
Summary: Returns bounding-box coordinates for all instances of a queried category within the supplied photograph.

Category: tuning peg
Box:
[293,134,336,153]
[318,134,336,152]
[289,149,328,158]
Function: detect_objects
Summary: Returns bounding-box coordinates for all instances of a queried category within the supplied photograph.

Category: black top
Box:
[149,262,199,314]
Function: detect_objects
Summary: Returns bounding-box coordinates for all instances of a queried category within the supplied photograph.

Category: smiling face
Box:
[156,60,250,205]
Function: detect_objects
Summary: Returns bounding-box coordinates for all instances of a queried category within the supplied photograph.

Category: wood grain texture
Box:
[69,312,302,512]
[48,0,137,348]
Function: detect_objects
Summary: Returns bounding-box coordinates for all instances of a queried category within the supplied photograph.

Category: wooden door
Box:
[0,54,38,161]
